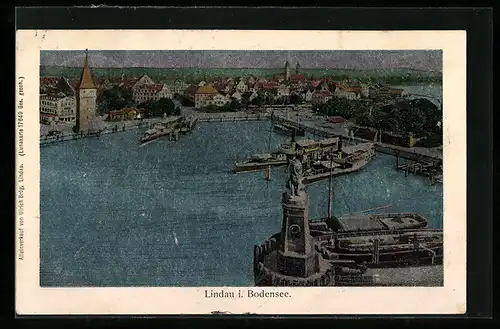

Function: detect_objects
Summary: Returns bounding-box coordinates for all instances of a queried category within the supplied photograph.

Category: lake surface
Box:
[40,120,443,287]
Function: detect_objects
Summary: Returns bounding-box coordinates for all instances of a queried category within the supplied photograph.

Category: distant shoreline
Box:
[39,66,442,84]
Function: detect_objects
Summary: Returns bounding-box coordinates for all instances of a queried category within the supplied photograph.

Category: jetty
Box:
[195,112,270,122]
[40,120,148,146]
[270,112,442,163]
[393,146,442,184]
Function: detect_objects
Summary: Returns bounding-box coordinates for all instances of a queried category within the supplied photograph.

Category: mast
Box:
[327,148,334,219]
[267,119,273,152]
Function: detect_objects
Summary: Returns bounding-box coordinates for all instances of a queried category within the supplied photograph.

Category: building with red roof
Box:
[133,81,173,104]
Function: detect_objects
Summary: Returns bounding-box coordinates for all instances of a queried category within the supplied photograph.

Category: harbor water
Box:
[40,121,443,287]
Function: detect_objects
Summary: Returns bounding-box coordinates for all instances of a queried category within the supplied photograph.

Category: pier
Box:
[40,121,146,146]
[270,112,443,163]
[396,158,443,184]
[195,112,270,122]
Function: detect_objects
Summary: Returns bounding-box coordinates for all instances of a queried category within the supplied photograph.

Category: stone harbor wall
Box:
[253,233,335,287]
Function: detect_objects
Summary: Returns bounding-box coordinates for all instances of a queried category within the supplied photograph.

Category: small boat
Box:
[234,152,288,173]
[140,124,173,144]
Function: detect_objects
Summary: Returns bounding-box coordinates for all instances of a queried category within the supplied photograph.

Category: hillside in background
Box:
[40,66,442,84]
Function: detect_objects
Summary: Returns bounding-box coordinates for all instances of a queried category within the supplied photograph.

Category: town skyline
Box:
[41,50,443,72]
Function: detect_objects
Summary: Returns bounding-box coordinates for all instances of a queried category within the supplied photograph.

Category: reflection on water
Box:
[40,121,443,287]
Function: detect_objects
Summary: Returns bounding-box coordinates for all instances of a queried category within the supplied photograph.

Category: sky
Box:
[40,50,442,72]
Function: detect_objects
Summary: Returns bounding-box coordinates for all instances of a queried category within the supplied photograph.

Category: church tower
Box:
[285,61,291,80]
[296,62,300,74]
[76,49,97,133]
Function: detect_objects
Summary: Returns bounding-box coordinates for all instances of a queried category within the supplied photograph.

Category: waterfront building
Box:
[108,107,145,121]
[39,93,76,124]
[132,74,155,91]
[133,83,173,104]
[194,84,221,108]
[169,79,189,95]
[334,85,361,100]
[131,73,174,103]
[216,93,231,106]
[39,76,77,124]
[235,79,248,93]
[75,50,98,133]
[40,93,76,124]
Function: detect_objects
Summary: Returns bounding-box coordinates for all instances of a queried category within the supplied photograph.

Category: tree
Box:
[226,99,242,112]
[97,86,134,115]
[289,93,304,105]
[250,93,265,107]
[139,97,176,118]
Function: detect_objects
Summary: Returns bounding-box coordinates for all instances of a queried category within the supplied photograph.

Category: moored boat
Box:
[234,153,288,173]
[309,212,428,236]
[252,144,443,287]
[140,116,197,144]
[302,142,375,184]
[140,126,173,144]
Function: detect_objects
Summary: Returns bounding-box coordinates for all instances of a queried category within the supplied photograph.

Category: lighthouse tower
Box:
[76,49,97,133]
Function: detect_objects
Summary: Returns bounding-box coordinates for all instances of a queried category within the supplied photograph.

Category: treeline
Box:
[314,97,442,146]
[97,85,180,118]
[137,98,181,118]
[199,92,306,112]
[97,86,135,115]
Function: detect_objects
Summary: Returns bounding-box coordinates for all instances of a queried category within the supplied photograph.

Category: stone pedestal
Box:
[277,191,318,278]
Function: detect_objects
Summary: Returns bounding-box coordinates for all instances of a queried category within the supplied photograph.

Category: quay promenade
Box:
[40,109,443,165]
[40,119,157,146]
[195,111,270,122]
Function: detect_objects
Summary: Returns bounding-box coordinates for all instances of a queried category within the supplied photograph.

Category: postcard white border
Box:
[15,30,466,315]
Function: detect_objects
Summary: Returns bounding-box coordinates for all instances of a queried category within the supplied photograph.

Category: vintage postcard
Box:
[15,30,466,315]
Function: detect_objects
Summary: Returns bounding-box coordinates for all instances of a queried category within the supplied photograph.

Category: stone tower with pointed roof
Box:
[76,49,97,133]
[285,61,291,81]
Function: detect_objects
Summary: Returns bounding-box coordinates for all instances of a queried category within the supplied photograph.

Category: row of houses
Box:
[184,78,405,108]
[39,71,406,121]
[39,77,78,123]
